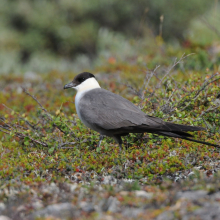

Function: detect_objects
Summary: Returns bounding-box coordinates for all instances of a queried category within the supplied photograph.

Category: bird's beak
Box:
[64,81,76,89]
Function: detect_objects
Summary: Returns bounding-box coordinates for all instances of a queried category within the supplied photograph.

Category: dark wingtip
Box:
[166,122,206,132]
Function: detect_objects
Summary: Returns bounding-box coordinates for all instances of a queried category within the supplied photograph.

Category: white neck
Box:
[74,77,100,121]
[74,77,101,93]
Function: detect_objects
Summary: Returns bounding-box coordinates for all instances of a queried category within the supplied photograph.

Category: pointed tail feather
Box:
[158,131,194,138]
[183,137,220,148]
[158,131,220,148]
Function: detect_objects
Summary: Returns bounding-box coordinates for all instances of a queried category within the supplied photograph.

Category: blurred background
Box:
[0,0,220,73]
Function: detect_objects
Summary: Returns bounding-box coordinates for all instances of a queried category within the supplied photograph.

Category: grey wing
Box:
[78,88,164,130]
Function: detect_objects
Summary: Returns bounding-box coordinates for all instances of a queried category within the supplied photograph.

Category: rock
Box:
[16,205,26,213]
[213,98,220,105]
[49,182,60,194]
[30,203,77,219]
[102,176,117,185]
[156,211,174,220]
[0,216,12,220]
[102,215,114,220]
[0,203,6,213]
[134,190,153,199]
[16,87,23,94]
[40,182,59,196]
[157,194,220,220]
[32,200,43,210]
[119,191,129,196]
[122,208,144,218]
[68,183,77,193]
[213,192,220,201]
[79,201,95,213]
[108,197,120,213]
[191,203,220,220]
[101,196,120,213]
[176,190,207,201]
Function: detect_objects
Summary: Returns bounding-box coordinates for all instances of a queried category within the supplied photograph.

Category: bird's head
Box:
[64,72,100,92]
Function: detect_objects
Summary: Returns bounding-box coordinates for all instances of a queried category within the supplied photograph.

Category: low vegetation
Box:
[1,52,220,181]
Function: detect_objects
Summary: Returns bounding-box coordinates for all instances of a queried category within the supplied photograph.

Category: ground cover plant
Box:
[1,54,220,183]
[0,49,220,219]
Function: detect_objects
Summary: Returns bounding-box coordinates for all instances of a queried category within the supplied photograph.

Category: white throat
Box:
[74,77,101,93]
[74,77,101,123]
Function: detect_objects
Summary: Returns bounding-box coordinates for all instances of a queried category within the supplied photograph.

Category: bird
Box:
[64,72,219,151]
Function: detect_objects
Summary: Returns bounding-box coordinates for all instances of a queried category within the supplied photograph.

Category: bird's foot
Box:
[97,135,104,148]
[119,144,126,154]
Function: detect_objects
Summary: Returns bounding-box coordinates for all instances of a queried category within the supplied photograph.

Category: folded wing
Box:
[78,88,205,134]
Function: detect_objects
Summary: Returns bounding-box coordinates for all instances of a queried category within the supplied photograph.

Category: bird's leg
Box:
[97,135,104,148]
[113,135,123,153]
[133,133,144,144]
[119,144,123,152]
[125,134,130,150]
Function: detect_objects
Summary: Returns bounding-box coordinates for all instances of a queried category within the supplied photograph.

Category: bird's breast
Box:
[75,90,96,131]
[75,91,85,122]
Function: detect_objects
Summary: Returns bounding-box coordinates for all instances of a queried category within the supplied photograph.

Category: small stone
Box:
[31,203,77,219]
[0,203,6,213]
[0,216,12,220]
[134,190,153,199]
[108,197,120,213]
[68,183,77,192]
[32,200,43,210]
[214,98,220,105]
[122,207,144,218]
[102,215,115,220]
[213,192,220,201]
[16,205,26,212]
[119,191,129,196]
[156,211,174,220]
[79,201,95,212]
[176,190,207,201]
[49,182,60,194]
[16,87,23,94]
[101,196,120,213]
[192,202,220,220]
[102,176,117,185]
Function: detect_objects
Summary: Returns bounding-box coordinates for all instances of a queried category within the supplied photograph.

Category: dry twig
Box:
[0,125,48,147]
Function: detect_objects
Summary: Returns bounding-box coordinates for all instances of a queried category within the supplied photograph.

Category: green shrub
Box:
[0,0,212,63]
